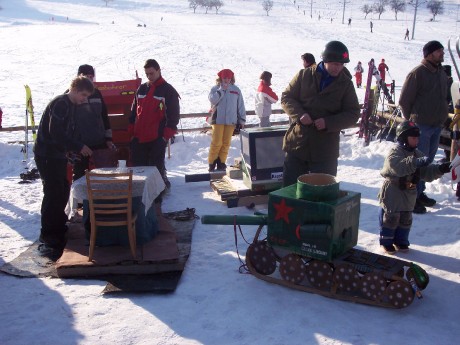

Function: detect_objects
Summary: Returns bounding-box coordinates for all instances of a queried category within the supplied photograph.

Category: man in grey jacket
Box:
[399,40,448,214]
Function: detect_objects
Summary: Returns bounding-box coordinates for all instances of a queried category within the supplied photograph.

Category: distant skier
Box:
[354,61,364,88]
[370,21,373,33]
[378,58,389,82]
[348,18,351,26]
[0,106,3,128]
[404,28,410,40]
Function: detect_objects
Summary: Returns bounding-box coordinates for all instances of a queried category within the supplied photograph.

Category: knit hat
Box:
[423,40,444,58]
[77,64,95,76]
[218,69,234,79]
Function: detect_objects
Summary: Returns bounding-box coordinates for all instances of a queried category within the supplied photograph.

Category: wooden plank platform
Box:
[210,176,270,208]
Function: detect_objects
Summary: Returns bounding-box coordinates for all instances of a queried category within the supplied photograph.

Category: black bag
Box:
[90,148,118,168]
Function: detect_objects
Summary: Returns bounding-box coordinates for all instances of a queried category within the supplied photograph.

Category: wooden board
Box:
[226,194,269,208]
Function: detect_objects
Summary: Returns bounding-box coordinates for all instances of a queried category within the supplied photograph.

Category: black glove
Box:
[415,156,430,168]
[411,168,421,185]
[439,162,451,174]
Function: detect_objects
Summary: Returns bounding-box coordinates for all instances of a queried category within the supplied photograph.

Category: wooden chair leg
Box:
[88,224,97,262]
[128,223,137,259]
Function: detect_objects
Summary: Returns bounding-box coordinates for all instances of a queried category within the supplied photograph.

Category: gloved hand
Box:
[415,156,430,168]
[398,176,407,190]
[163,127,177,141]
[439,162,452,174]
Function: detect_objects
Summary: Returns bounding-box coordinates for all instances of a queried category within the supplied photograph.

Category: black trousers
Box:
[131,138,167,203]
[35,155,70,250]
[131,137,166,174]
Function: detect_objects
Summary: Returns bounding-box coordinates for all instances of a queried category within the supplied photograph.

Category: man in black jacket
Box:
[34,76,94,260]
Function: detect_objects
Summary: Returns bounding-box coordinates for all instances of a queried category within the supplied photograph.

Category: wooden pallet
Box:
[210,176,269,208]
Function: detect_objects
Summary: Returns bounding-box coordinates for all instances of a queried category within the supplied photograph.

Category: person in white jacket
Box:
[208,69,246,172]
[255,71,279,127]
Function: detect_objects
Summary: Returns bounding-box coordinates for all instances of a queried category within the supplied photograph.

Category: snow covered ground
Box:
[0,1,459,344]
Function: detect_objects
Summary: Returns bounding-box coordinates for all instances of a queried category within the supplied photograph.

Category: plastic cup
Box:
[118,160,126,168]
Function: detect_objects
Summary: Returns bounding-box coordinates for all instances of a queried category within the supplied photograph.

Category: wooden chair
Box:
[85,171,137,261]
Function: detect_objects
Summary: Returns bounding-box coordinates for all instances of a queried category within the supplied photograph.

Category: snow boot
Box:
[208,159,218,172]
[216,157,226,171]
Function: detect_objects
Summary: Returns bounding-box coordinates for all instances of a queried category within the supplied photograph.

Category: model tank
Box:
[201,173,429,309]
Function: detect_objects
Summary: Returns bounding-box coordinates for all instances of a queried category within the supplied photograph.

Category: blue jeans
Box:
[416,124,442,196]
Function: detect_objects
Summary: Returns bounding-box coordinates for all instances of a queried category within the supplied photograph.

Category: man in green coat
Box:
[281,40,360,186]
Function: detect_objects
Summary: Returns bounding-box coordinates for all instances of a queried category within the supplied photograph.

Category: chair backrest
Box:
[85,171,134,227]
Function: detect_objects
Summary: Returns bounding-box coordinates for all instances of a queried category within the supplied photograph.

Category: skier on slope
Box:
[354,61,364,88]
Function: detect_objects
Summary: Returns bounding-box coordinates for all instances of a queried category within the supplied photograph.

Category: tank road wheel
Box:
[332,264,360,293]
[246,242,277,275]
[306,260,333,290]
[383,280,415,308]
[359,272,387,301]
[279,254,306,284]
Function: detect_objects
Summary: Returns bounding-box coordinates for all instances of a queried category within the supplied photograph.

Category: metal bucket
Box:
[296,173,339,201]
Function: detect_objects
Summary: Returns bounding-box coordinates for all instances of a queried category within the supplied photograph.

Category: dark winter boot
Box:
[417,193,436,207]
[413,200,427,214]
[216,157,227,171]
[394,226,410,252]
[208,159,217,172]
[379,227,395,254]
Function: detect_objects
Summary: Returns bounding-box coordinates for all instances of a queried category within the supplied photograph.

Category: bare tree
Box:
[373,0,389,19]
[210,0,224,14]
[361,4,373,19]
[102,0,114,6]
[262,0,274,16]
[389,0,406,20]
[427,0,444,21]
[189,0,200,13]
[202,0,213,14]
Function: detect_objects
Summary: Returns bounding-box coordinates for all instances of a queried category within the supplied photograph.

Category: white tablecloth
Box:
[68,166,166,215]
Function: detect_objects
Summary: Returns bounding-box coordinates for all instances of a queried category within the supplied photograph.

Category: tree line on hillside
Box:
[188,0,275,16]
[189,0,225,14]
[361,0,444,21]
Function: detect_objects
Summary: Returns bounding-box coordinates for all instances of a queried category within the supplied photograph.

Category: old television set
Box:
[240,126,288,191]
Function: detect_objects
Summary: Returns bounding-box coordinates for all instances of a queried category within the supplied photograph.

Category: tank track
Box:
[245,227,428,309]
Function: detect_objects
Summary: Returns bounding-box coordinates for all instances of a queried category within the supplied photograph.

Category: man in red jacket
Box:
[129,59,180,189]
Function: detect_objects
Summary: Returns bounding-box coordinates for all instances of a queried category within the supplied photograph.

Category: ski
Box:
[448,37,460,80]
[358,59,375,146]
[25,85,37,141]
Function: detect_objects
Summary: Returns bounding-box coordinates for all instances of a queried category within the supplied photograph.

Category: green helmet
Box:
[396,121,420,142]
[321,41,350,63]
